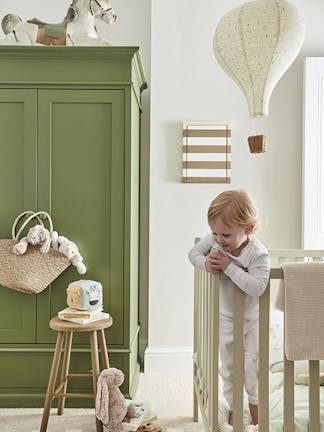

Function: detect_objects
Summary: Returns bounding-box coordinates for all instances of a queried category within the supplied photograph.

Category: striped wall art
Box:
[182,122,231,183]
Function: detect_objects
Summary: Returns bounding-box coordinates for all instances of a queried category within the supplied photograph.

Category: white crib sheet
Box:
[217,371,324,431]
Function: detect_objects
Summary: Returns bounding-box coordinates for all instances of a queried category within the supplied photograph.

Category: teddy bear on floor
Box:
[57,235,86,274]
[96,367,128,432]
[13,224,51,255]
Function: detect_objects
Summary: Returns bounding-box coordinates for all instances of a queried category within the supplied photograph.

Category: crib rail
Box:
[193,248,324,432]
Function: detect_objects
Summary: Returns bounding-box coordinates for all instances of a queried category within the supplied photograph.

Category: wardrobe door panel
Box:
[0,89,37,343]
[36,90,125,346]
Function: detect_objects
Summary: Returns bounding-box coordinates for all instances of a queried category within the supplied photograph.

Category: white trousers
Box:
[219,315,259,410]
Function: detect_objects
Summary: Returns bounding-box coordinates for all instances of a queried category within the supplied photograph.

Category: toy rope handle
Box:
[12,211,53,240]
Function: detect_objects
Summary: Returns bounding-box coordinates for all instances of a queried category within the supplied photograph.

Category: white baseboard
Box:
[144,346,193,374]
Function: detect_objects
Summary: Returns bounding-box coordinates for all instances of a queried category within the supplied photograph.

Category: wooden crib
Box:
[193,249,324,432]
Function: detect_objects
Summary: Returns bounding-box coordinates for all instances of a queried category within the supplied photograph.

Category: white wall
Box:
[146,0,324,373]
[1,0,324,374]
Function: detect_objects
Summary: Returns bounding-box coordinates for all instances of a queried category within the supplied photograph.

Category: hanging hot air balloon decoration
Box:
[213,0,304,153]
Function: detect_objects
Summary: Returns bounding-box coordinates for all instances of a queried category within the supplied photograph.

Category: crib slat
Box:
[197,271,200,370]
[205,273,212,408]
[209,273,219,432]
[309,360,320,432]
[203,274,208,404]
[198,270,202,380]
[200,271,205,395]
[198,271,204,396]
[258,281,270,432]
[193,269,199,422]
[206,273,211,416]
[201,273,206,404]
[233,285,245,431]
[283,356,294,431]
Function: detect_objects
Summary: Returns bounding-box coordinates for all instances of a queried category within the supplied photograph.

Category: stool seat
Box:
[50,316,113,332]
[40,315,113,432]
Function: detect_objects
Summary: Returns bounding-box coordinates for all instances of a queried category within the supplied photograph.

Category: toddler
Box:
[188,189,270,426]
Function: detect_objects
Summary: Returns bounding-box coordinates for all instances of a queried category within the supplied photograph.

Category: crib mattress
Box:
[217,371,324,431]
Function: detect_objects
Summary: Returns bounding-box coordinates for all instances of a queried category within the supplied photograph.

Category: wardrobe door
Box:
[0,89,37,343]
[36,89,125,347]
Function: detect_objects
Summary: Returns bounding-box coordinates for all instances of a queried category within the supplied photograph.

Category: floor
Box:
[0,373,203,432]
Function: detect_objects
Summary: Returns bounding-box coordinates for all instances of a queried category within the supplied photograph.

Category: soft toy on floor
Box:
[96,367,128,432]
[13,224,51,255]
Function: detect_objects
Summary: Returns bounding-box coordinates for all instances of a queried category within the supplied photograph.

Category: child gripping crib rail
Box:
[188,189,270,426]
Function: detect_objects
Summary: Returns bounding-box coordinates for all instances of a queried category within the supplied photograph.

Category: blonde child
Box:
[188,189,270,426]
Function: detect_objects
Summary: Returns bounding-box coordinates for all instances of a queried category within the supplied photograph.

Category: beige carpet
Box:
[0,373,203,432]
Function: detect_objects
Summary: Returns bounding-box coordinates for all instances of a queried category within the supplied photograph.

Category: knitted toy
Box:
[51,230,59,249]
[96,368,128,432]
[13,224,51,255]
[57,235,86,274]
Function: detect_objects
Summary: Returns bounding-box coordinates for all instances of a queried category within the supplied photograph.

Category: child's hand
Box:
[206,250,231,272]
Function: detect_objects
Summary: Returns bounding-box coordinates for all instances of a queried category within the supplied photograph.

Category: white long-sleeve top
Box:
[188,233,270,319]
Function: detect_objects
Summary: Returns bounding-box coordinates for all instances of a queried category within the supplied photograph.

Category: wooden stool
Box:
[40,316,113,432]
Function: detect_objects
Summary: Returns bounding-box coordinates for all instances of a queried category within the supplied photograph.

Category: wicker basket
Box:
[0,211,70,294]
[248,134,266,153]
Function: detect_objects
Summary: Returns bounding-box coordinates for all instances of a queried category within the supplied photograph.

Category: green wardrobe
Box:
[0,46,146,407]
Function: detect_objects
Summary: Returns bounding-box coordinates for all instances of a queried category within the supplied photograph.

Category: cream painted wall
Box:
[146,0,324,372]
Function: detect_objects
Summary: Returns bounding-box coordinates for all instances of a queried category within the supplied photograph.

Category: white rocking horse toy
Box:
[0,0,116,46]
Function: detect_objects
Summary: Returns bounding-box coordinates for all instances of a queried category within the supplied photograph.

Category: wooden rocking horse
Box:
[0,0,116,46]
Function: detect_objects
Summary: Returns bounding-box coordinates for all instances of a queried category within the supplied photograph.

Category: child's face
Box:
[210,217,252,255]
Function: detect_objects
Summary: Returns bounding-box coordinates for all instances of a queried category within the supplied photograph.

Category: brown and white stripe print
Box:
[182,122,231,183]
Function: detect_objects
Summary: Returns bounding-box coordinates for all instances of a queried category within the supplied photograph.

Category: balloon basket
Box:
[248,134,266,153]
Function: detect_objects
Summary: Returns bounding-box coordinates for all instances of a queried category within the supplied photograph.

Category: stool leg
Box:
[40,331,64,432]
[90,330,103,432]
[98,328,110,369]
[57,331,73,416]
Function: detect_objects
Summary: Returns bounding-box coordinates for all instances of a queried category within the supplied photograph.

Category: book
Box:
[59,311,110,325]
[136,421,161,432]
[103,420,161,432]
[58,305,103,319]
[122,401,157,432]
[102,400,158,432]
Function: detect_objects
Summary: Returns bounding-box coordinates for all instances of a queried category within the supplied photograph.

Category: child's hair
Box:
[207,189,259,230]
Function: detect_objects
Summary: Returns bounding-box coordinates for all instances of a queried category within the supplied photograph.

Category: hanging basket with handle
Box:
[0,211,71,294]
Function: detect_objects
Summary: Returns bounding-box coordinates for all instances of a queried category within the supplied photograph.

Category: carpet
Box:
[0,373,204,432]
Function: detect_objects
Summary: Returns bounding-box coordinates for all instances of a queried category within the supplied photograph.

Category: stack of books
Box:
[122,401,160,432]
[58,305,109,324]
[103,400,160,432]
